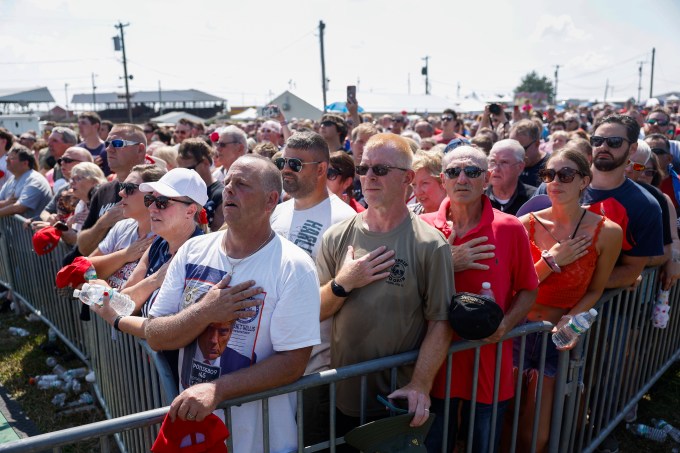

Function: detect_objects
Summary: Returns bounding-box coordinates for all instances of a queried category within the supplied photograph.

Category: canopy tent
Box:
[150,111,206,125]
[230,107,259,120]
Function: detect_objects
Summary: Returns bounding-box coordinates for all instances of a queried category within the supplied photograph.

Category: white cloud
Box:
[567,51,611,72]
[532,14,591,42]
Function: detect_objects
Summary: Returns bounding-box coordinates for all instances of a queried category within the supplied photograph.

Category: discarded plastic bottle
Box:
[47,328,57,343]
[52,364,67,377]
[8,327,29,337]
[37,379,64,390]
[51,393,67,407]
[63,368,88,380]
[627,423,667,442]
[72,284,134,316]
[552,309,598,349]
[32,374,60,383]
[46,356,57,367]
[480,282,495,301]
[654,419,680,443]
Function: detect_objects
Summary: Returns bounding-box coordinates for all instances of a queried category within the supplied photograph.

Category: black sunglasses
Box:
[441,116,454,122]
[143,194,193,209]
[320,120,337,127]
[538,167,583,183]
[651,147,670,155]
[646,118,670,126]
[119,182,139,196]
[443,166,484,179]
[275,157,322,172]
[105,139,140,148]
[355,164,409,177]
[590,136,629,148]
[57,157,82,165]
[327,167,341,181]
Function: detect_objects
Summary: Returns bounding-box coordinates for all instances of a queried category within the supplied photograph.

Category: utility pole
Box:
[318,20,327,112]
[604,79,609,104]
[64,83,69,116]
[421,56,430,95]
[407,73,411,95]
[637,60,645,104]
[91,73,97,110]
[457,82,461,99]
[650,47,656,99]
[158,80,163,115]
[114,22,133,122]
[554,65,560,104]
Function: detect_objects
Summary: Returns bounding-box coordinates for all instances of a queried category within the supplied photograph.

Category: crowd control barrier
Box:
[0,214,678,453]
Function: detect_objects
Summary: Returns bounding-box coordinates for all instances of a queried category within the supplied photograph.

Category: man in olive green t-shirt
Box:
[317,133,455,434]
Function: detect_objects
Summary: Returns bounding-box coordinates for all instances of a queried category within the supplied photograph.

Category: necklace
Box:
[532,208,587,244]
[223,230,274,276]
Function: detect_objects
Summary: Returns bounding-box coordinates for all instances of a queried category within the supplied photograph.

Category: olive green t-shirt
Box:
[317,211,454,416]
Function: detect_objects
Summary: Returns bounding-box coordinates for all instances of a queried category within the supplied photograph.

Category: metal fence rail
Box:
[1,214,679,453]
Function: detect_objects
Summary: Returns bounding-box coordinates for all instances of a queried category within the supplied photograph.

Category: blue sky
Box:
[1,0,678,109]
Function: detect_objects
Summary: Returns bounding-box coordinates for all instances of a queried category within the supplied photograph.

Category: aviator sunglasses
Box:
[119,182,139,196]
[275,157,322,172]
[589,136,630,148]
[355,164,409,176]
[143,194,193,209]
[443,166,484,179]
[538,167,584,184]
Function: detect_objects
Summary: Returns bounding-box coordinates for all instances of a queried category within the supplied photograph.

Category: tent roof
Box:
[150,111,206,124]
[231,107,259,120]
[0,87,55,103]
[72,89,225,104]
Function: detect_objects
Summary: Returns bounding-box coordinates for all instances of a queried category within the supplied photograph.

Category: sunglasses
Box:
[275,157,322,172]
[355,164,409,176]
[441,116,454,122]
[143,194,193,209]
[105,139,140,148]
[626,160,646,172]
[320,121,336,127]
[651,147,670,155]
[643,169,657,177]
[57,157,82,165]
[327,167,341,181]
[538,167,583,183]
[646,118,670,126]
[443,166,485,179]
[522,140,537,152]
[589,136,629,148]
[119,182,139,196]
[215,141,238,148]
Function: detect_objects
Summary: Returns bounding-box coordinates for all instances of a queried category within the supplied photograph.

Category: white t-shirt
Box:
[270,194,356,374]
[0,154,7,192]
[149,231,321,453]
[97,218,154,289]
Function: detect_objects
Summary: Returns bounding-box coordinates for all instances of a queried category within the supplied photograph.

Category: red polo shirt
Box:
[421,196,538,403]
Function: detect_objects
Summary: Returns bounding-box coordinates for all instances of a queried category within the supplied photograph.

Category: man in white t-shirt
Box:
[270,131,355,446]
[0,128,14,192]
[145,154,320,453]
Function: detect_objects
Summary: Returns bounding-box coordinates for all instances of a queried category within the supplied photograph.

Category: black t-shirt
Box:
[81,181,121,231]
[638,182,672,246]
[205,180,224,228]
[520,155,549,188]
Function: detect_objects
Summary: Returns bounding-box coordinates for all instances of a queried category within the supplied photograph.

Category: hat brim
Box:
[139,180,183,199]
[344,413,434,452]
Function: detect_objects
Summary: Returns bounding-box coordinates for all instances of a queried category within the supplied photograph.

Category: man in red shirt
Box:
[433,108,464,145]
[420,144,538,453]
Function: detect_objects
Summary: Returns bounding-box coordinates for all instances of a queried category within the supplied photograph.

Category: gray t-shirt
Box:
[0,169,53,219]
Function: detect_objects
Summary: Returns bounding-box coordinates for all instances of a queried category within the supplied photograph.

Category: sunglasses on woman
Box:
[538,167,584,183]
[589,136,629,148]
[443,166,484,179]
[143,194,193,209]
[275,157,322,172]
[355,164,409,176]
[119,182,139,196]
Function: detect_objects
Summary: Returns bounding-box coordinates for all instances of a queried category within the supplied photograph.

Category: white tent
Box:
[150,111,206,124]
[231,107,259,120]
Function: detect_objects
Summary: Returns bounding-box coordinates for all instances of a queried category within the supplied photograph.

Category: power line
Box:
[0,57,114,65]
[561,52,648,82]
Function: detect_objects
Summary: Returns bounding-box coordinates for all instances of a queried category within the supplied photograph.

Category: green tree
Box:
[514,71,555,103]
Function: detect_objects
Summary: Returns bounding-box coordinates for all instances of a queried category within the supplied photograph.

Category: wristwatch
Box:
[541,250,562,273]
[331,279,351,297]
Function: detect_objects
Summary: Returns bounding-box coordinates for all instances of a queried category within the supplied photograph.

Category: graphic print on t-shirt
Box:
[290,219,324,255]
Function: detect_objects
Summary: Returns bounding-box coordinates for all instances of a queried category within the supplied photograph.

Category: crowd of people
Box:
[1,97,680,453]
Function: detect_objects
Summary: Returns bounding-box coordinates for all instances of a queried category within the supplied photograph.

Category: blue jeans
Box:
[426,397,509,453]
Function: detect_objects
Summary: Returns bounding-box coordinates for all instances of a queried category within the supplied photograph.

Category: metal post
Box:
[650,48,655,98]
[554,64,560,104]
[637,61,645,104]
[115,22,133,122]
[422,56,430,95]
[319,20,327,112]
[91,73,97,110]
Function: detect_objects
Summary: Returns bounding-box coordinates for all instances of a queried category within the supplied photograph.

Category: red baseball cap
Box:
[55,256,94,289]
[152,413,229,453]
[33,226,62,256]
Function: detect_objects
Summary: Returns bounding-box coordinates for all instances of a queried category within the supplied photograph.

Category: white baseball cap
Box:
[139,168,208,206]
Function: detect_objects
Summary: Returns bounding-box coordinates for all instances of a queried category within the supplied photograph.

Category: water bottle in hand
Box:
[73,284,134,316]
[552,309,598,349]
[627,423,667,442]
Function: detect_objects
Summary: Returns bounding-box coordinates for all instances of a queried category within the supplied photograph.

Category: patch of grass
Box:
[0,310,109,452]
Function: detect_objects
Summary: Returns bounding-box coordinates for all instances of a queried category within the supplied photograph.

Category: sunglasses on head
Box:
[105,139,140,148]
[57,157,81,165]
[626,160,646,172]
[119,182,139,196]
[275,157,322,172]
[443,166,485,179]
[327,167,341,180]
[589,136,629,148]
[646,118,670,126]
[538,167,583,183]
[143,194,193,209]
[355,164,408,177]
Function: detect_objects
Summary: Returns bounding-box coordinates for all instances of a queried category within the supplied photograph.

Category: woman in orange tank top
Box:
[512,147,622,452]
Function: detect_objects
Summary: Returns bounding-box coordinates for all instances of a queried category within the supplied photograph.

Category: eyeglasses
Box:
[327,167,341,181]
[355,164,409,176]
[488,159,520,170]
[538,167,584,183]
[589,136,630,148]
[119,182,139,196]
[215,141,238,148]
[260,128,277,134]
[57,157,82,165]
[646,118,670,127]
[651,147,670,155]
[441,116,454,122]
[443,166,485,179]
[105,139,140,148]
[643,169,657,177]
[70,176,84,183]
[275,157,322,172]
[626,160,646,172]
[143,194,193,209]
[522,140,537,152]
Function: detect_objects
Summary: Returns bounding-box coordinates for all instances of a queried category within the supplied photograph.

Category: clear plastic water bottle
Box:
[46,356,57,367]
[64,368,88,380]
[8,327,30,337]
[37,379,64,390]
[627,423,667,442]
[73,284,134,316]
[480,282,495,301]
[654,419,680,443]
[47,328,57,343]
[51,393,67,407]
[84,266,98,282]
[552,309,598,349]
[52,364,67,377]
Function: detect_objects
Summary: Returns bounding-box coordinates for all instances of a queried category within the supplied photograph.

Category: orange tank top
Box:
[529,214,605,309]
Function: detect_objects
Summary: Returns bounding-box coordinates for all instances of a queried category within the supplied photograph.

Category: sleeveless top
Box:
[529,213,605,309]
